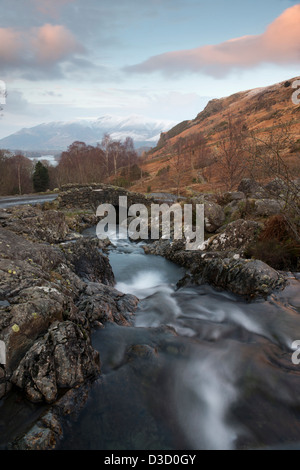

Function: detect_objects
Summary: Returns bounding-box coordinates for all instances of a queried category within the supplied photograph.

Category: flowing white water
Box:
[57,227,300,450]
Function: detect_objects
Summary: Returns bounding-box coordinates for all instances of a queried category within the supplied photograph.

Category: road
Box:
[0,193,58,209]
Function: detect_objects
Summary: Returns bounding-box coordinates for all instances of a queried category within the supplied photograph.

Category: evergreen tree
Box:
[32,161,50,193]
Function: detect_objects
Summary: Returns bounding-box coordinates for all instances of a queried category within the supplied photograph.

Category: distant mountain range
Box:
[0,115,176,152]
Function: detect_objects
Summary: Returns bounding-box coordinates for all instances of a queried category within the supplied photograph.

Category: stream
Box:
[58,228,300,450]
[1,227,300,450]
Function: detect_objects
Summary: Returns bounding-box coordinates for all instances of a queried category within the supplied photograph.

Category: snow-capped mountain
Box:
[0,115,176,151]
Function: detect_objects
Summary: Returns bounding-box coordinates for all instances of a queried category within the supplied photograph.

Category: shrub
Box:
[245,239,299,271]
[156,166,170,177]
[113,177,131,188]
[245,214,300,270]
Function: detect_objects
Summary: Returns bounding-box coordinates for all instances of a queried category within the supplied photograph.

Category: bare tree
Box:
[246,121,300,242]
[100,133,112,178]
[167,137,186,196]
[216,115,248,190]
[123,137,137,178]
[6,154,33,195]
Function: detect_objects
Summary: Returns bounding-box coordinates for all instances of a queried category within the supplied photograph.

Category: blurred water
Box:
[57,228,300,450]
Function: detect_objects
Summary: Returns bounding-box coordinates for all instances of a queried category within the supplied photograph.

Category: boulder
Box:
[1,285,68,372]
[11,384,90,450]
[12,321,100,403]
[63,237,115,286]
[143,236,287,299]
[264,178,287,197]
[238,179,266,198]
[11,413,63,450]
[186,257,287,299]
[254,199,284,217]
[222,191,246,205]
[204,202,225,233]
[76,282,139,328]
[202,219,263,254]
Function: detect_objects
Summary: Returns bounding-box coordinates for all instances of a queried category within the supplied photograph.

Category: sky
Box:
[0,0,299,138]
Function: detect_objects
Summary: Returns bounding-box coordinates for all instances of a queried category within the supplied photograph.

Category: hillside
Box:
[131,77,300,195]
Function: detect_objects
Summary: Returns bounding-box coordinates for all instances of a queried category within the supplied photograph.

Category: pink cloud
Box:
[0,28,22,64]
[125,5,300,77]
[0,23,84,73]
[31,24,84,64]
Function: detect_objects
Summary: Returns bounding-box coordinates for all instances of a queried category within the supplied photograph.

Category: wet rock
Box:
[0,222,118,401]
[11,383,92,450]
[143,239,174,257]
[77,282,139,327]
[143,236,286,299]
[12,421,60,450]
[126,344,158,361]
[12,321,100,403]
[0,366,8,400]
[63,237,115,286]
[1,285,68,372]
[186,257,287,299]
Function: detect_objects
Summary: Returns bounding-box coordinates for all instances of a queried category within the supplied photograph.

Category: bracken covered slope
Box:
[132,77,300,195]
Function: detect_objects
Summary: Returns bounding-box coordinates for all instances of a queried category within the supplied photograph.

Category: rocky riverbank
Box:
[0,203,138,449]
[142,213,289,299]
[0,178,299,449]
[142,177,299,299]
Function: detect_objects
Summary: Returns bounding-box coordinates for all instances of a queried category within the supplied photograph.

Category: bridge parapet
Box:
[57,183,156,211]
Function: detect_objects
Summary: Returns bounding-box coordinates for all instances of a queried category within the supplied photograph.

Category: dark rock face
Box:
[187,257,286,299]
[63,238,115,286]
[0,207,138,403]
[12,321,100,403]
[12,411,63,450]
[77,282,139,328]
[11,384,90,450]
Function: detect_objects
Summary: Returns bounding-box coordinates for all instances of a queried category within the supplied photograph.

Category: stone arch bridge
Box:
[57,183,177,211]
